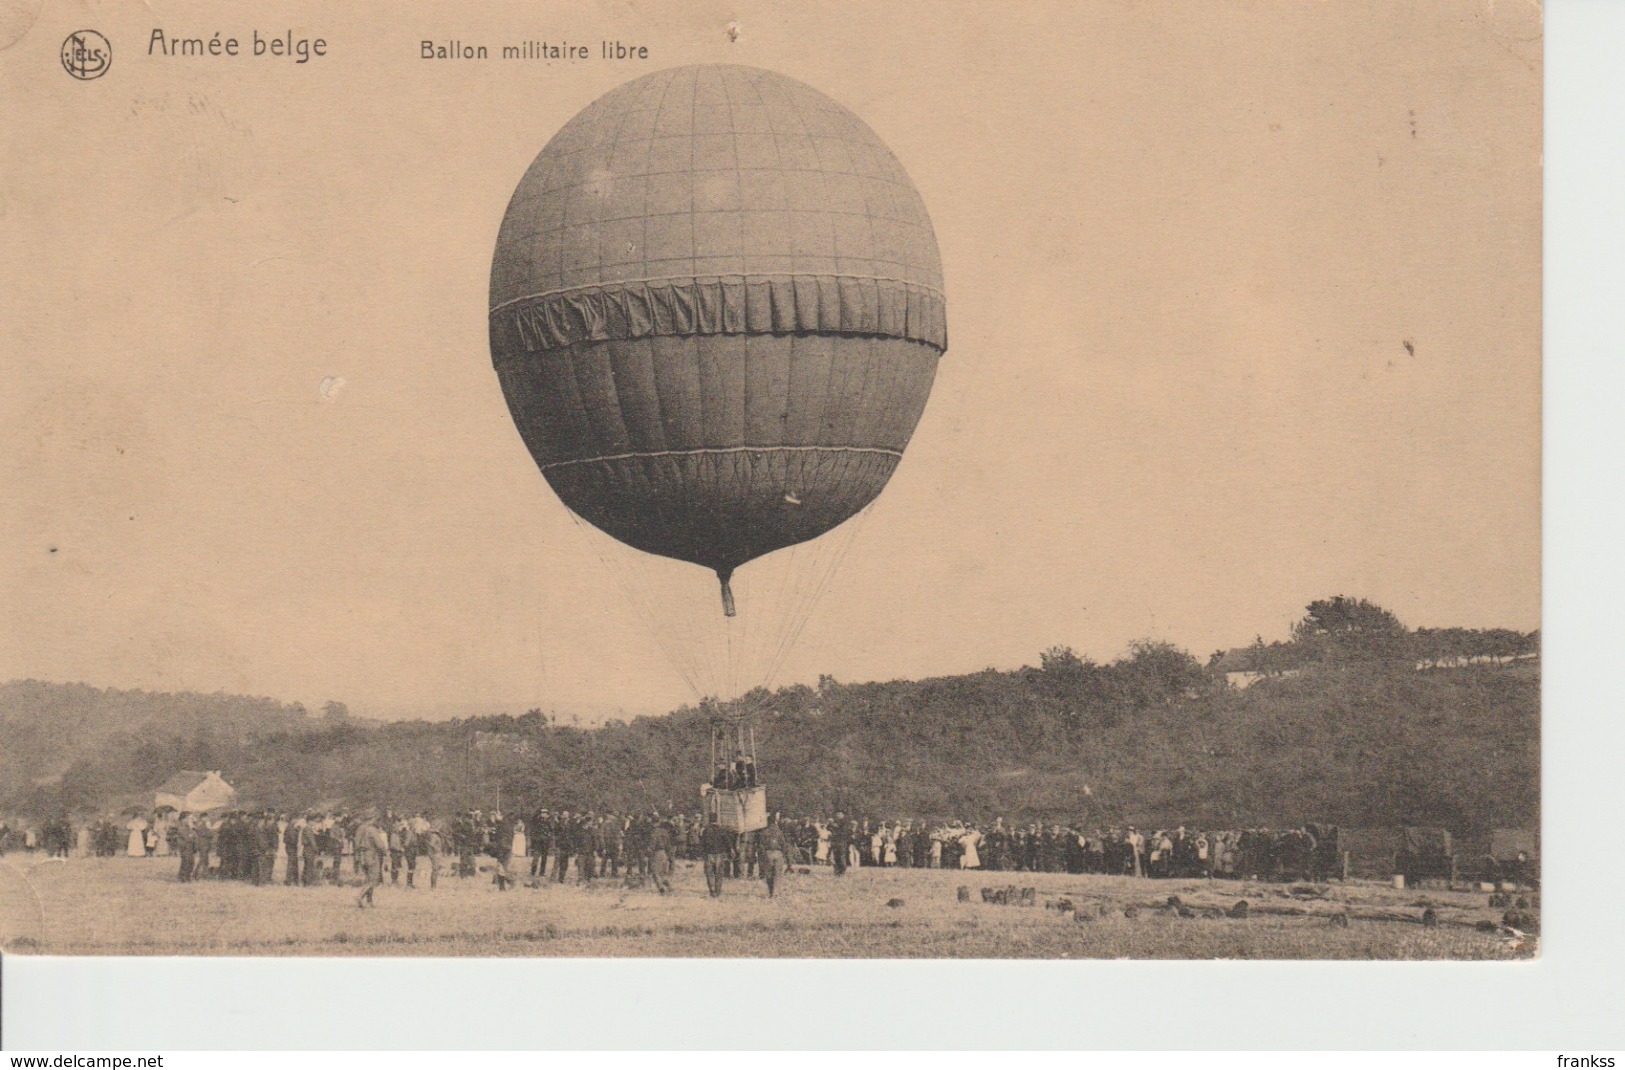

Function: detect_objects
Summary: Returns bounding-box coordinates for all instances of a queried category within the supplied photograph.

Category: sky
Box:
[1,0,1542,720]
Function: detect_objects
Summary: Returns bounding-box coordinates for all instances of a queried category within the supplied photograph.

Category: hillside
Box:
[0,680,322,813]
[1,601,1538,832]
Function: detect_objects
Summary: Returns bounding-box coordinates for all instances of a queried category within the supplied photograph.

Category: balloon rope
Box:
[566,512,704,702]
[762,533,832,690]
[764,502,877,692]
[760,453,865,688]
[758,537,805,693]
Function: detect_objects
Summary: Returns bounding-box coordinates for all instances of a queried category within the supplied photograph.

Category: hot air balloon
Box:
[489,64,946,632]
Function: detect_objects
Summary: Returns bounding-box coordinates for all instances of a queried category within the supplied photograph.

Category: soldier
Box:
[491,810,514,871]
[684,814,703,861]
[450,810,476,878]
[1063,825,1084,874]
[420,820,446,890]
[551,810,574,883]
[175,813,196,882]
[194,814,216,880]
[299,815,322,886]
[623,811,650,878]
[401,813,426,888]
[828,812,851,876]
[258,812,280,886]
[233,812,251,880]
[323,813,346,878]
[213,813,235,879]
[387,812,407,885]
[984,819,1007,871]
[598,814,624,878]
[731,750,756,789]
[912,822,932,868]
[234,812,255,880]
[528,807,551,878]
[354,812,389,908]
[1085,830,1107,874]
[244,811,264,881]
[282,814,303,885]
[577,813,598,881]
[757,814,791,898]
[700,814,733,897]
[647,814,676,894]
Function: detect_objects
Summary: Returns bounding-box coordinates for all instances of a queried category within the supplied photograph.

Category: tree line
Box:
[1,597,1538,834]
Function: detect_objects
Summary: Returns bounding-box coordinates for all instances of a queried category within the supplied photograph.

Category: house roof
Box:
[1211,648,1259,673]
[154,770,230,795]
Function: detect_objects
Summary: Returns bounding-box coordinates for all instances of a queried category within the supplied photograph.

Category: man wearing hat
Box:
[700,813,734,897]
[647,814,676,894]
[257,812,281,886]
[551,810,575,883]
[757,814,791,898]
[829,813,851,876]
[283,813,304,886]
[175,813,197,882]
[528,807,551,879]
[354,812,389,908]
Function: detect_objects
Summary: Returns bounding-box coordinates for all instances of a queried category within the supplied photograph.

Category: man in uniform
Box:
[354,812,389,908]
[596,813,622,878]
[311,816,334,884]
[985,819,1008,872]
[576,812,599,881]
[647,814,676,894]
[829,812,851,876]
[298,815,322,886]
[193,813,216,880]
[552,810,575,883]
[451,810,477,879]
[757,814,791,898]
[258,812,281,886]
[536,803,562,878]
[175,813,197,882]
[623,811,650,879]
[402,812,427,888]
[387,811,407,885]
[283,813,303,886]
[700,814,733,897]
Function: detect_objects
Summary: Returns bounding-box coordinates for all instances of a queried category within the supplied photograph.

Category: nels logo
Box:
[61,30,112,80]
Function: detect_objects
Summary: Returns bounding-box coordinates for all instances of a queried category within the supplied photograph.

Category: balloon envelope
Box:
[490,64,947,592]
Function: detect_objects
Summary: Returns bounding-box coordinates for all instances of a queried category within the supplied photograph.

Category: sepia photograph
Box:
[1,0,1543,968]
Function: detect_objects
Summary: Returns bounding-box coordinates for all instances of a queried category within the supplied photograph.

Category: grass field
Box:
[0,853,1535,959]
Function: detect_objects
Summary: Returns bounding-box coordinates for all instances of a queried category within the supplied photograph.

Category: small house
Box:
[154,770,236,813]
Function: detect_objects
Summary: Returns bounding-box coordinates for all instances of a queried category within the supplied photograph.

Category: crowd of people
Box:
[2,808,1350,890]
[777,817,1341,883]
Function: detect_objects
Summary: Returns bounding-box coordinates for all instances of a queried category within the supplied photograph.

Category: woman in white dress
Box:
[510,818,527,862]
[815,823,830,864]
[959,826,983,870]
[126,817,148,857]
